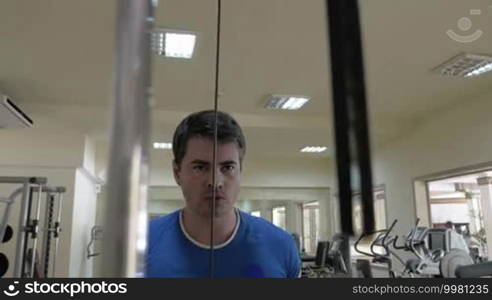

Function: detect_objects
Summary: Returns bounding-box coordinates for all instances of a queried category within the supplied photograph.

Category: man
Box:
[444,221,454,230]
[146,110,301,277]
[444,221,470,255]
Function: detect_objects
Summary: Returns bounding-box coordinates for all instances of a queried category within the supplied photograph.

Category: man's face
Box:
[173,137,242,218]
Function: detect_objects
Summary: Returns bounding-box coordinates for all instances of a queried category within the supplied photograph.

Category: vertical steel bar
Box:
[52,193,63,278]
[29,184,43,277]
[13,180,30,277]
[326,0,375,276]
[102,0,155,277]
[41,192,54,277]
[326,0,375,236]
[209,0,223,279]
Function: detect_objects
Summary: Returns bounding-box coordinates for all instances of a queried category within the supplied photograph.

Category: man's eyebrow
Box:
[190,160,237,165]
[219,160,238,165]
[190,160,210,165]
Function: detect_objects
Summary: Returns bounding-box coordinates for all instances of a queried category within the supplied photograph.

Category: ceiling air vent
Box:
[0,94,33,129]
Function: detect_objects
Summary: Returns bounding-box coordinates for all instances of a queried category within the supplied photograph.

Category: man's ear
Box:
[172,160,181,186]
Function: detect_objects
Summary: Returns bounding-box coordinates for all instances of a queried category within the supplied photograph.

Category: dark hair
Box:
[172,110,246,166]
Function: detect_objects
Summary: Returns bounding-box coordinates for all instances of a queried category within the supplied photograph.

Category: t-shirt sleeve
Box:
[145,218,164,277]
[287,239,302,278]
[144,221,154,277]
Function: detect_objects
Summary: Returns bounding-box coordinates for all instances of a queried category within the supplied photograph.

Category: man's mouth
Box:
[205,195,225,201]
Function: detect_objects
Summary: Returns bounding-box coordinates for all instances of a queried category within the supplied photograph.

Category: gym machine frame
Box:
[102,0,376,277]
[0,176,46,277]
[39,186,65,278]
[101,0,155,277]
[0,177,65,278]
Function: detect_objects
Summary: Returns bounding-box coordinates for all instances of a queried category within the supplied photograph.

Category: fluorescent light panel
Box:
[151,29,196,59]
[434,53,492,78]
[301,146,327,153]
[153,142,172,149]
[264,95,310,110]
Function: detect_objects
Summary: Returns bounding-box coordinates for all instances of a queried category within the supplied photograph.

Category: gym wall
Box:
[372,88,492,236]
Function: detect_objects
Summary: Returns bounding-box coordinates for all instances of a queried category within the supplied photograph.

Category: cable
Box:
[209,0,222,279]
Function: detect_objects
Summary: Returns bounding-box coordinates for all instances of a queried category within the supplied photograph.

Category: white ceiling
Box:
[1,0,492,160]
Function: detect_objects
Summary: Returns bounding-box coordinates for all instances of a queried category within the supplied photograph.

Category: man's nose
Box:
[207,168,224,189]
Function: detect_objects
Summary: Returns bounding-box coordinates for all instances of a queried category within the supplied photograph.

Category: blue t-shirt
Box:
[146,209,301,278]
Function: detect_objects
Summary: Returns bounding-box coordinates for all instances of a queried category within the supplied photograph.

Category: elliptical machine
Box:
[354,219,411,278]
[394,219,475,277]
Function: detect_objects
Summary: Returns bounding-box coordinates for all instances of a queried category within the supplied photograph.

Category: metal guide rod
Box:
[13,180,32,277]
[29,184,43,277]
[326,0,375,276]
[37,186,66,193]
[52,193,63,278]
[41,192,55,277]
[326,0,375,235]
[0,177,47,185]
[209,0,222,279]
[102,0,155,277]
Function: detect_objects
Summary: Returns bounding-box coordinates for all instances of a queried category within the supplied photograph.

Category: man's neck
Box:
[181,207,238,246]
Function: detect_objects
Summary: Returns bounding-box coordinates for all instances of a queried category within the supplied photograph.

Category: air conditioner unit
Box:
[0,94,33,129]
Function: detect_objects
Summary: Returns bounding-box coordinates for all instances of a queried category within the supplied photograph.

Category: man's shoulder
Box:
[147,210,181,254]
[239,210,294,242]
[149,210,180,235]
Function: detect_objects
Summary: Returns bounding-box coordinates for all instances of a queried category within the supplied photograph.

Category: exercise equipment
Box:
[1,187,25,244]
[102,0,155,277]
[440,249,474,278]
[394,219,478,278]
[456,261,492,278]
[0,177,64,278]
[354,219,411,278]
[302,234,350,278]
[0,253,9,277]
[326,233,349,276]
[87,225,103,259]
[302,241,330,277]
[40,186,64,277]
[2,225,13,243]
[324,0,376,277]
[355,259,373,278]
[99,0,377,278]
[0,177,46,277]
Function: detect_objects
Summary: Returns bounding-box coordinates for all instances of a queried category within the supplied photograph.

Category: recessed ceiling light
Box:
[433,53,492,78]
[300,146,327,153]
[151,29,196,59]
[153,142,172,149]
[264,95,310,110]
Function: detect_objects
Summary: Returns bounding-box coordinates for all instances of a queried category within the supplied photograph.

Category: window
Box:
[250,210,261,217]
[302,201,319,254]
[272,206,286,230]
[427,172,490,258]
[353,186,387,234]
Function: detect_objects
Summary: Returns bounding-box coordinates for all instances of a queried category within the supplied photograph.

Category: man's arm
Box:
[287,239,302,278]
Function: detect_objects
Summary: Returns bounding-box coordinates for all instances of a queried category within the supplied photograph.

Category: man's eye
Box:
[193,165,205,171]
[222,165,235,172]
